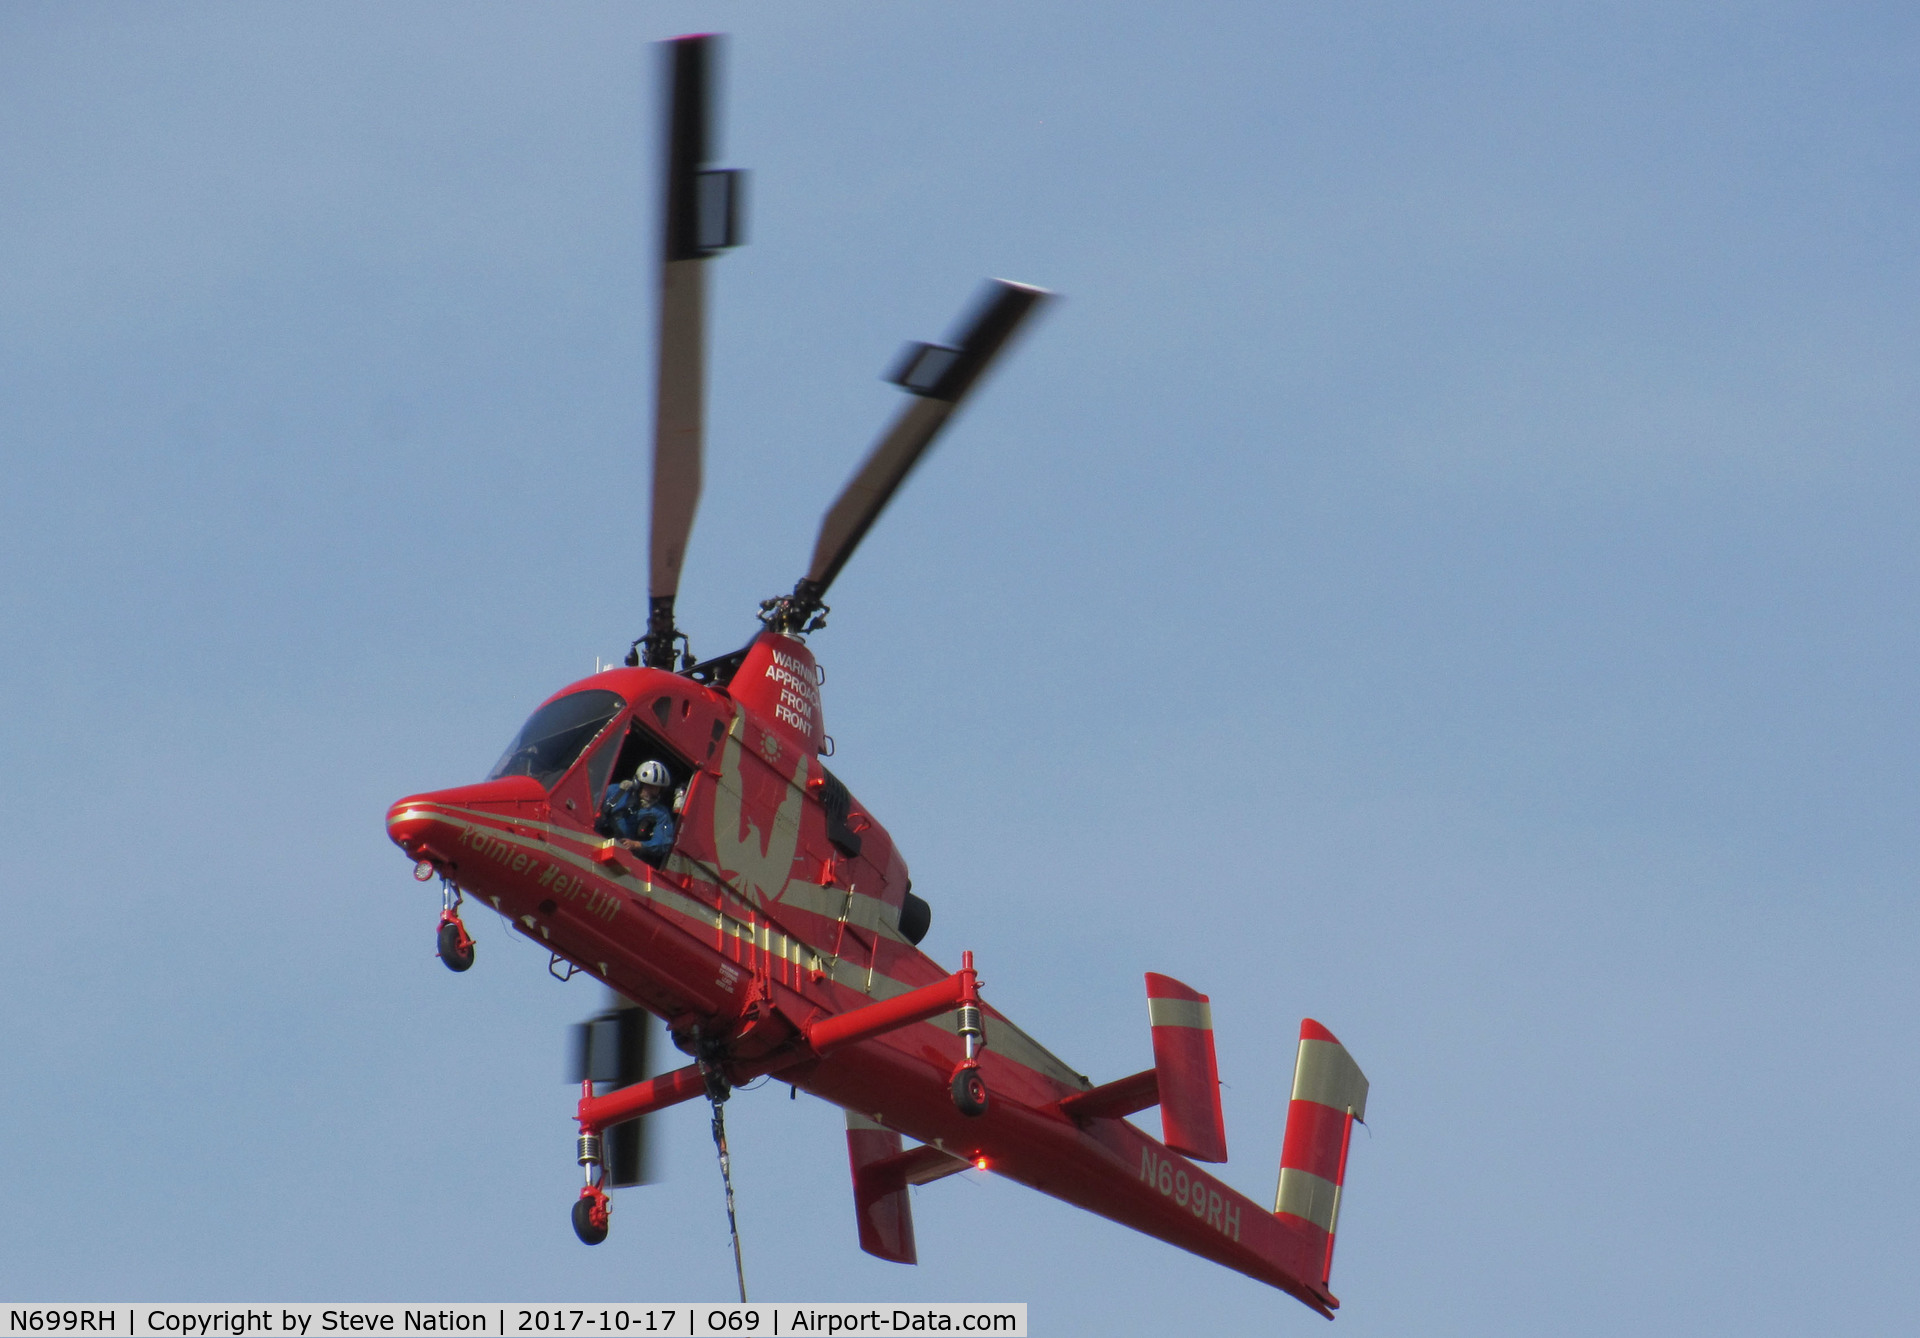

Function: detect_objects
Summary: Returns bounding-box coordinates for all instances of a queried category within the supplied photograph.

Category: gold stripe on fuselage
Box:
[422,805,1089,1090]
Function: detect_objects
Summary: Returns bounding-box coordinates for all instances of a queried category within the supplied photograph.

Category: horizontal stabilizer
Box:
[1059,1068,1158,1122]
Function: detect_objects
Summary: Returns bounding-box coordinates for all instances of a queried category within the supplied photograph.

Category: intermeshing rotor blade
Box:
[569,993,657,1188]
[645,34,744,666]
[803,280,1050,599]
[605,1002,654,1188]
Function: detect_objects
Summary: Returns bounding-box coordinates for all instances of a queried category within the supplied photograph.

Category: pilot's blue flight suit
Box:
[598,781,676,865]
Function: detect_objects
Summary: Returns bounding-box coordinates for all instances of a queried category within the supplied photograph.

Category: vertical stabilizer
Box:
[1275,1019,1368,1285]
[1145,973,1229,1163]
[845,1112,917,1264]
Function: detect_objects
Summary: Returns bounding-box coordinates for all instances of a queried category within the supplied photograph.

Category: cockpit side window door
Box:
[546,710,630,831]
[603,723,692,794]
[572,722,695,855]
[585,722,624,804]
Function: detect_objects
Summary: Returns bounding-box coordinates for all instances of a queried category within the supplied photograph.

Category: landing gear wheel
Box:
[572,1192,609,1245]
[437,919,475,972]
[951,1065,988,1118]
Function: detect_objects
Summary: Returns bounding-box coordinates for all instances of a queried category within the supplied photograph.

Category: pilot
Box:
[598,759,677,865]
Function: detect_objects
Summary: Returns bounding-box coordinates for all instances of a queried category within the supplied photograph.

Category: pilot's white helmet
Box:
[636,760,672,789]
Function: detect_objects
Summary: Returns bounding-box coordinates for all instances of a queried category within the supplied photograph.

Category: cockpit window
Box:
[488,689,625,789]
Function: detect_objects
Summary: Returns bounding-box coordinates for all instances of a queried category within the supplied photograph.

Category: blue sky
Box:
[3,4,1916,1333]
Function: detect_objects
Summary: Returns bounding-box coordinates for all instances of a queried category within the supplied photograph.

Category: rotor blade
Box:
[568,994,659,1188]
[604,1112,655,1189]
[802,280,1050,598]
[650,34,744,607]
[605,1004,655,1187]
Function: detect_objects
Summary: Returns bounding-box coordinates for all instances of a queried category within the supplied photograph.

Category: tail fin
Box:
[1274,1020,1368,1285]
[844,1112,972,1265]
[1145,973,1229,1162]
[845,1112,917,1264]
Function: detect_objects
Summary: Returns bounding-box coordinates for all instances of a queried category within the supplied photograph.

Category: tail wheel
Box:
[572,1192,609,1245]
[951,1066,988,1118]
[437,920,475,972]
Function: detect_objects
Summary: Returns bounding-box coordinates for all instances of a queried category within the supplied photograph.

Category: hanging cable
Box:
[709,1097,748,1302]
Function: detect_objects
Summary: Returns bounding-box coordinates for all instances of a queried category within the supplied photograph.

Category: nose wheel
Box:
[435,882,475,972]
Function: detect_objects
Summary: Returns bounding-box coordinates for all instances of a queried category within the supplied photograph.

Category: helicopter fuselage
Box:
[386,630,1344,1313]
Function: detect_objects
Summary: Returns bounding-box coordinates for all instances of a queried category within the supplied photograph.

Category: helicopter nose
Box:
[388,774,549,872]
[387,793,454,869]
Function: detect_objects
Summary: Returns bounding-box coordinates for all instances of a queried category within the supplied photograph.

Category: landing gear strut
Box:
[573,1120,611,1245]
[436,882,475,972]
[949,949,989,1117]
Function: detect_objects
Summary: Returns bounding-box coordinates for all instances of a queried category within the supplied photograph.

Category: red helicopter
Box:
[386,34,1370,1318]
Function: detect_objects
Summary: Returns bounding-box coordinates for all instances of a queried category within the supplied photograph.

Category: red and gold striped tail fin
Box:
[1145,972,1229,1163]
[1274,1020,1369,1286]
